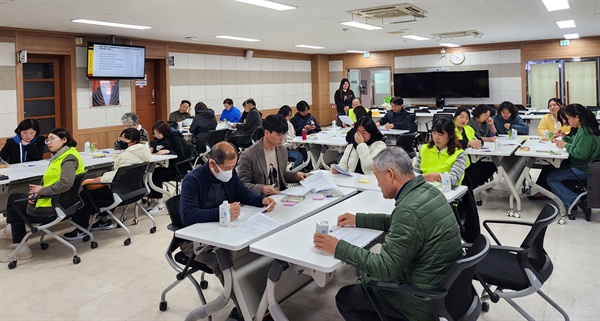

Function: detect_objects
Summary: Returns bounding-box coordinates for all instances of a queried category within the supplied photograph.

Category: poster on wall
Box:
[91,79,120,107]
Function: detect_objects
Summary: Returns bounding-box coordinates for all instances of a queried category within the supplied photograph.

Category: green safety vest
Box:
[36,147,85,208]
[348,107,371,122]
[456,124,476,168]
[419,144,465,185]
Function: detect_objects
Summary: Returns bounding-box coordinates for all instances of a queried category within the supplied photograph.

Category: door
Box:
[135,60,156,137]
[22,58,62,135]
[564,60,597,106]
[372,68,392,108]
[528,61,560,110]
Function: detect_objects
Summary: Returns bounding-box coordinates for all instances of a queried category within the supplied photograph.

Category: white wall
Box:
[0,42,17,137]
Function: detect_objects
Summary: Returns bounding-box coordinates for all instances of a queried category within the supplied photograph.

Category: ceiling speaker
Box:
[245,50,254,60]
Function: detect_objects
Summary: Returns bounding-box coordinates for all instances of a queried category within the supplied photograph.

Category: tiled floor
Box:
[1,176,598,321]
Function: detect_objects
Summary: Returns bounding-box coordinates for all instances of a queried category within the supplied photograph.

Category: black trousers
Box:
[336,284,408,321]
[466,161,497,188]
[6,193,54,244]
[71,187,114,228]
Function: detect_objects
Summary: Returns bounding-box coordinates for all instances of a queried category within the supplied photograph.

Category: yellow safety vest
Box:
[36,147,85,208]
[348,107,371,122]
[456,125,476,168]
[419,144,465,185]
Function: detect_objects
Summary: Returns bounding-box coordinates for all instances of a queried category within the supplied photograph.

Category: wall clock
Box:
[450,51,465,65]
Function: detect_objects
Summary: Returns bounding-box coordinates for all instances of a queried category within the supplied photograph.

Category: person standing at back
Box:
[169,100,193,123]
[334,78,355,126]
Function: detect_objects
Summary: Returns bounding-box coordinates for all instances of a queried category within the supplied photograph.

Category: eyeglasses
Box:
[45,136,60,144]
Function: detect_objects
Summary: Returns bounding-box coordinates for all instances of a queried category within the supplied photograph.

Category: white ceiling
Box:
[1,0,598,54]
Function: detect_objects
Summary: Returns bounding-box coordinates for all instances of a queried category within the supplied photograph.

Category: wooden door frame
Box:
[131,58,169,123]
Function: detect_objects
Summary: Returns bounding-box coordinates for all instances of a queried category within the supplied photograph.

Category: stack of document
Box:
[339,115,354,126]
[281,171,338,196]
[331,164,352,176]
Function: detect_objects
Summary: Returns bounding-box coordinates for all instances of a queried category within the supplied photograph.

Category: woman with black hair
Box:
[277,105,305,169]
[414,118,467,186]
[493,101,529,135]
[468,104,498,142]
[332,117,386,175]
[547,104,600,220]
[0,118,45,164]
[148,120,188,214]
[334,78,355,126]
[538,98,571,137]
[2,128,85,262]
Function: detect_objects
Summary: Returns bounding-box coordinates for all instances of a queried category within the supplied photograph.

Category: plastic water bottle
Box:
[442,172,451,192]
[495,138,501,151]
[543,129,549,140]
[219,201,230,227]
[84,141,90,153]
[332,120,336,129]
[512,129,518,139]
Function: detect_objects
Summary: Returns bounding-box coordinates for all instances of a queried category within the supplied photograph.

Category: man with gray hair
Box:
[114,112,149,149]
[314,146,462,321]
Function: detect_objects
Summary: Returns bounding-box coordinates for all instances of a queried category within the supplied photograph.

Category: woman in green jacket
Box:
[548,104,600,220]
[1,128,85,262]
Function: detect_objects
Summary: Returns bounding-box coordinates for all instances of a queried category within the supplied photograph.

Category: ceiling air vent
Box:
[348,3,427,19]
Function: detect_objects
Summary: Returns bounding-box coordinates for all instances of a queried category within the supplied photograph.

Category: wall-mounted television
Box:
[394,70,490,98]
[87,42,145,79]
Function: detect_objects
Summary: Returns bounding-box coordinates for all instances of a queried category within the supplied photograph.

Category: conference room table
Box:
[176,187,358,321]
[289,131,349,170]
[514,137,569,223]
[465,138,524,217]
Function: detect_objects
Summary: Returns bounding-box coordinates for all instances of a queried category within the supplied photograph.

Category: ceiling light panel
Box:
[235,0,296,11]
[564,33,579,39]
[556,19,576,29]
[346,50,368,53]
[402,35,429,41]
[541,0,570,12]
[340,21,382,30]
[439,43,460,47]
[71,19,151,30]
[215,35,260,42]
[295,45,324,49]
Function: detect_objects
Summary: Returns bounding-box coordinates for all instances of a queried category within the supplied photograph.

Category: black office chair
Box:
[159,195,213,320]
[425,113,453,141]
[475,204,570,320]
[228,126,263,152]
[566,157,600,221]
[165,142,197,194]
[196,129,228,165]
[366,235,490,321]
[7,172,93,269]
[85,163,155,246]
[395,133,419,159]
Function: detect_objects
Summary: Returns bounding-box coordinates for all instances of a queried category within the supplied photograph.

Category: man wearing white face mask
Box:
[178,141,276,319]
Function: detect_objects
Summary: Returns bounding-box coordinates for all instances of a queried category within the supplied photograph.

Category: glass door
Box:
[527,61,561,110]
[565,59,597,106]
[347,69,361,101]
[372,68,391,108]
[22,58,61,135]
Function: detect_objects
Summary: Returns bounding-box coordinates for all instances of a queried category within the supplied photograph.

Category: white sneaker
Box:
[0,247,32,263]
[148,205,166,215]
[0,225,12,239]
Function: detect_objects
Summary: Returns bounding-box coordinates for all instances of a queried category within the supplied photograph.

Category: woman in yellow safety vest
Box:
[454,107,497,188]
[414,117,467,187]
[1,128,85,262]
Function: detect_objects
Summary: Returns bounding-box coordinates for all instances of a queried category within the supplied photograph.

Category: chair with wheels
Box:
[7,172,95,269]
[84,163,155,246]
[566,157,599,221]
[159,194,213,319]
[474,203,570,320]
[365,234,490,321]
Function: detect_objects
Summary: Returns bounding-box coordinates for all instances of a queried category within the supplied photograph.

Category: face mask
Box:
[117,140,130,150]
[210,161,233,182]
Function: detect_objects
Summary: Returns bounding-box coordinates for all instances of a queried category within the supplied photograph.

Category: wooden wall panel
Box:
[168,42,311,60]
[343,52,394,69]
[76,126,123,150]
[521,36,600,60]
[16,31,72,54]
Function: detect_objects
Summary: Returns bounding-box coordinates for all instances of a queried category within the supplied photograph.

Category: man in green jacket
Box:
[314,147,462,321]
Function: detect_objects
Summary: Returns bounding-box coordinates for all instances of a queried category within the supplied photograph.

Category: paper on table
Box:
[234,213,280,239]
[339,115,354,126]
[329,227,373,248]
[499,139,521,146]
[331,164,352,176]
[238,205,267,220]
[300,171,338,192]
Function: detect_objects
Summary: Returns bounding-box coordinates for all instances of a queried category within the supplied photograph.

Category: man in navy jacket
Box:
[376,96,411,130]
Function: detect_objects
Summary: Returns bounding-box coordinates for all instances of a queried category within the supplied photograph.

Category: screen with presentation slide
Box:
[87,42,145,79]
